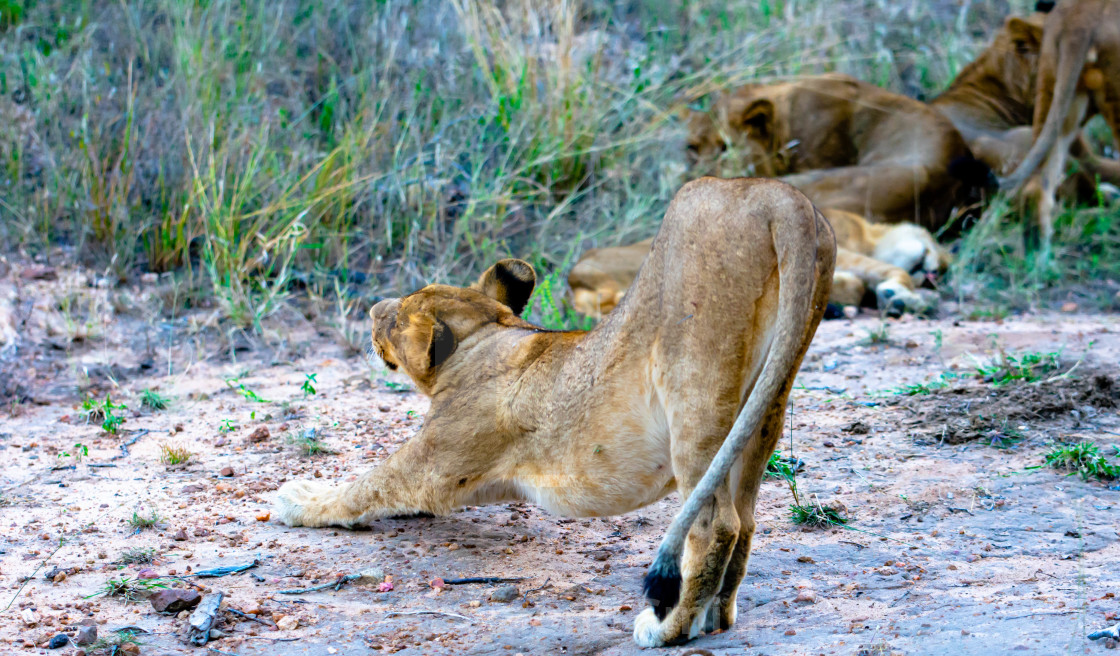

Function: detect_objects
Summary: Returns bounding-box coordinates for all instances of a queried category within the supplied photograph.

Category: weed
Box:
[521,271,595,331]
[82,395,127,434]
[87,576,168,603]
[158,443,193,466]
[383,380,412,393]
[1044,441,1119,481]
[127,510,160,531]
[862,322,891,346]
[300,374,317,397]
[58,442,89,464]
[117,548,156,565]
[141,389,170,411]
[219,419,238,433]
[790,501,849,528]
[226,379,270,403]
[287,430,336,456]
[974,349,1063,385]
[89,629,143,652]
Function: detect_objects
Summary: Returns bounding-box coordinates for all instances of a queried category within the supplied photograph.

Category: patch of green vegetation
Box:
[82,395,127,434]
[226,378,270,403]
[87,576,168,603]
[286,430,335,456]
[383,380,411,393]
[974,349,1063,385]
[89,629,143,652]
[117,548,156,565]
[127,510,161,531]
[219,419,238,433]
[790,502,849,528]
[300,373,317,397]
[158,443,193,466]
[1044,441,1119,481]
[521,271,595,331]
[141,388,170,411]
[57,442,89,464]
[861,322,891,346]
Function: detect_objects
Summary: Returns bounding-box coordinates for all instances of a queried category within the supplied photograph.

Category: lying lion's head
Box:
[370,259,537,391]
[686,87,783,177]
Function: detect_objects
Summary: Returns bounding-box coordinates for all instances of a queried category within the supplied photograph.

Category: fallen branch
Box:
[188,591,224,646]
[442,576,526,585]
[277,573,362,595]
[225,607,275,628]
[386,610,472,622]
[1089,623,1120,641]
[191,560,259,578]
[87,463,117,468]
[522,577,551,603]
[111,429,150,461]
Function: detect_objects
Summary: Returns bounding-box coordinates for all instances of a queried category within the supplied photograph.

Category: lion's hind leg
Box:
[635,413,741,647]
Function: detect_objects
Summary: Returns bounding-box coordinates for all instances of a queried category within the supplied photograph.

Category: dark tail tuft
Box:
[949,154,997,190]
[643,557,682,620]
[1035,1,1056,13]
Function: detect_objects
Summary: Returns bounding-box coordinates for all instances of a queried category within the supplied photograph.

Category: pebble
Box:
[150,588,202,613]
[209,629,226,639]
[247,426,271,443]
[20,608,37,627]
[490,585,520,603]
[255,511,271,522]
[794,590,817,604]
[277,616,300,631]
[120,643,140,655]
[220,467,235,477]
[48,634,69,649]
[75,625,97,646]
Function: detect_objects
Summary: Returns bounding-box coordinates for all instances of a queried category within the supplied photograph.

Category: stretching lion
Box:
[688,73,990,232]
[276,178,835,647]
[999,0,1120,254]
[570,208,947,318]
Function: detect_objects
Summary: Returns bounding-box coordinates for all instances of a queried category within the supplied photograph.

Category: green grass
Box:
[862,322,892,346]
[127,510,160,531]
[287,431,336,456]
[1044,441,1119,481]
[790,502,849,529]
[117,548,156,565]
[141,389,170,411]
[973,349,1063,385]
[158,443,193,466]
[87,576,168,604]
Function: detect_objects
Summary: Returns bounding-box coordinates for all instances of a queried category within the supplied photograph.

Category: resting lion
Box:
[688,73,990,232]
[276,177,836,647]
[999,0,1120,253]
[570,208,948,319]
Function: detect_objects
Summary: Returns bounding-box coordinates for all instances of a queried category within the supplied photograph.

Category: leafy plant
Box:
[287,430,335,456]
[226,378,270,403]
[1044,441,1119,481]
[219,419,238,433]
[117,548,157,565]
[141,389,170,411]
[790,501,849,528]
[862,322,891,346]
[300,373,317,397]
[974,349,1063,385]
[87,576,168,603]
[82,395,127,434]
[58,443,89,464]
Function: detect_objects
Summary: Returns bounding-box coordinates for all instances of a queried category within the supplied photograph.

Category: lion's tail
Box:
[1000,28,1092,192]
[643,194,835,614]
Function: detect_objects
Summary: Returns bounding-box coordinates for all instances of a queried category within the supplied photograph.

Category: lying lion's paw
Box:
[876,281,922,319]
[633,608,665,648]
[274,479,335,527]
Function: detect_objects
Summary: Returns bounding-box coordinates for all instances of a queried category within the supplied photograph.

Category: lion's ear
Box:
[401,315,458,374]
[1007,17,1042,54]
[473,259,536,315]
[732,99,775,146]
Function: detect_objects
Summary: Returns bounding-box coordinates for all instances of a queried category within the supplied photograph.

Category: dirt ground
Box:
[1,268,1119,656]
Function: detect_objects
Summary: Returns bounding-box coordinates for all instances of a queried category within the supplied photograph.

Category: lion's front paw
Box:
[274,479,344,527]
[633,608,665,648]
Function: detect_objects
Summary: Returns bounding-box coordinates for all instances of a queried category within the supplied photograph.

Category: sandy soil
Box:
[1,268,1119,656]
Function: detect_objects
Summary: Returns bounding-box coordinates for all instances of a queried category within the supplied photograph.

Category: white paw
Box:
[876,280,921,318]
[274,479,332,527]
[633,608,665,648]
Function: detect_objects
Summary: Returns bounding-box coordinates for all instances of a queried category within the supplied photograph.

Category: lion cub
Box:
[276,178,835,646]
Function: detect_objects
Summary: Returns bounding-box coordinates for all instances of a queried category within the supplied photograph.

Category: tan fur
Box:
[687,73,979,231]
[275,178,835,647]
[1000,0,1120,253]
[569,207,948,318]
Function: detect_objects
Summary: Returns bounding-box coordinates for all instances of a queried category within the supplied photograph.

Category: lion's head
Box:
[370,259,537,391]
[686,87,785,178]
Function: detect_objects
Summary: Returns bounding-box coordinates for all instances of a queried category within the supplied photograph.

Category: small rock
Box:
[120,643,140,656]
[220,467,235,477]
[150,588,202,613]
[255,511,271,522]
[586,550,611,561]
[619,605,632,611]
[797,556,815,564]
[1061,302,1078,313]
[490,585,520,603]
[173,528,189,541]
[20,265,57,281]
[276,616,299,631]
[20,608,37,626]
[140,273,159,284]
[785,628,797,636]
[48,634,69,649]
[75,625,97,646]
[247,426,270,443]
[794,590,817,604]
[137,568,159,579]
[430,578,446,590]
[209,629,226,639]
[842,305,858,320]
